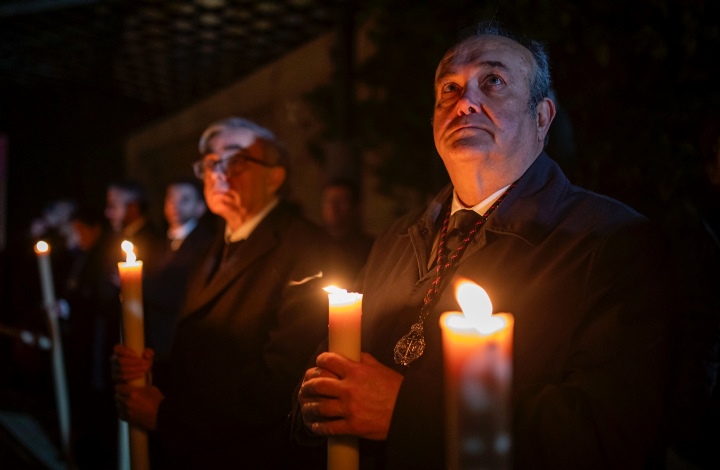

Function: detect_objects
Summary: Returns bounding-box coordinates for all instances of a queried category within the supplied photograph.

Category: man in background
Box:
[105,179,163,271]
[63,205,120,468]
[321,178,374,287]
[144,178,217,386]
[113,117,330,469]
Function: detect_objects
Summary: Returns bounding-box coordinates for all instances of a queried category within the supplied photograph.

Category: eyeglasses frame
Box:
[192,150,277,179]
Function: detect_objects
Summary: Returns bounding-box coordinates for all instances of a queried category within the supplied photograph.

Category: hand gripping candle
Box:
[439,281,514,470]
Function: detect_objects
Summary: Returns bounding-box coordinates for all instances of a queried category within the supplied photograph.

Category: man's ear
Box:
[268,166,287,195]
[536,97,556,143]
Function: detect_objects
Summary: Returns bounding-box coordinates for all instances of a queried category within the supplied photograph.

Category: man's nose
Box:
[456,86,480,116]
[207,168,229,188]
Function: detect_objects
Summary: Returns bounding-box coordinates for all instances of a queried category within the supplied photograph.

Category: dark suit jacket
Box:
[156,201,330,469]
[144,218,218,369]
[63,228,121,392]
[125,219,164,274]
[296,153,675,469]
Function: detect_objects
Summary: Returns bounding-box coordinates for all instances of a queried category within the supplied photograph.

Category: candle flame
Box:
[456,282,492,323]
[323,285,347,294]
[121,240,136,263]
[456,282,504,333]
[35,240,50,254]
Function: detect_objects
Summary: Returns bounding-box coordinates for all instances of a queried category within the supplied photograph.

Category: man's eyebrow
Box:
[435,60,509,83]
[222,144,253,156]
[203,144,246,158]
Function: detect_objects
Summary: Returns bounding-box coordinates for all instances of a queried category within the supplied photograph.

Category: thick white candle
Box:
[117,241,150,470]
[440,282,513,470]
[324,286,362,470]
[34,241,72,464]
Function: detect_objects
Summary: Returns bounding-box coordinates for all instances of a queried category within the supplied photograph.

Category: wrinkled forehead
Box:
[435,34,535,81]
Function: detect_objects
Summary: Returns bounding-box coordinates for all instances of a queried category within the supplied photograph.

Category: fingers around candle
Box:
[311,366,340,380]
[310,418,349,437]
[316,352,349,379]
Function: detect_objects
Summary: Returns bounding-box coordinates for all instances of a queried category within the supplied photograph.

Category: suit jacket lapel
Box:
[180,206,284,318]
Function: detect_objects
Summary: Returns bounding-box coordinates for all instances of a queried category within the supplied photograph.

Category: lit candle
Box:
[118,241,145,362]
[324,286,362,470]
[117,240,150,470]
[35,241,56,309]
[34,241,72,464]
[439,282,513,470]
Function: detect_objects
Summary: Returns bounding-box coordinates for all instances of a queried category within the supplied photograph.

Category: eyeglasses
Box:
[192,150,276,179]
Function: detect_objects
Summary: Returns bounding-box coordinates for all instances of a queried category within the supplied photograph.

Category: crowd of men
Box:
[8,19,719,470]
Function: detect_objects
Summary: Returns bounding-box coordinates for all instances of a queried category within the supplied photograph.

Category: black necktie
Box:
[446,209,481,252]
[221,240,243,265]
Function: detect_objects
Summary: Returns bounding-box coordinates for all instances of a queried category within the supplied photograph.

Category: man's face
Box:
[321,186,355,233]
[71,220,101,251]
[164,183,205,229]
[432,35,542,173]
[105,187,130,232]
[201,128,285,223]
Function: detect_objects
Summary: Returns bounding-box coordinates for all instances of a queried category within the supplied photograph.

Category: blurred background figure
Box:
[105,179,163,272]
[30,198,78,247]
[29,198,79,295]
[144,178,218,388]
[2,198,79,398]
[63,204,121,469]
[321,178,373,287]
[664,112,720,470]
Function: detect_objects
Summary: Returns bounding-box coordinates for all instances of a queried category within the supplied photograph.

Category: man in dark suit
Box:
[297,21,677,469]
[113,117,330,468]
[143,178,217,387]
[321,177,374,287]
[64,205,121,468]
[105,179,164,272]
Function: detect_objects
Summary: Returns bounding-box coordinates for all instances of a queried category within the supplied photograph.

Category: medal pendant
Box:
[393,323,426,366]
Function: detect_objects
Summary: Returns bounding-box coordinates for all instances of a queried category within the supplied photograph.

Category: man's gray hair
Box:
[198,116,289,169]
[198,116,291,196]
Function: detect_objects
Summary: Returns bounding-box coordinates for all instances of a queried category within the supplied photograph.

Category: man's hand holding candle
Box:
[112,344,163,431]
[298,351,403,441]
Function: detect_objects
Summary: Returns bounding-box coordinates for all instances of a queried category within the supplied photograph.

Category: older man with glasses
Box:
[112,117,330,469]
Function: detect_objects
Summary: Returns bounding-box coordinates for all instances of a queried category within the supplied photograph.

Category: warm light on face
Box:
[454,282,505,334]
[35,240,50,254]
[121,240,136,263]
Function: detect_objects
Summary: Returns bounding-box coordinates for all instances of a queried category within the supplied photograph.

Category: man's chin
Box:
[443,136,493,158]
[208,197,237,216]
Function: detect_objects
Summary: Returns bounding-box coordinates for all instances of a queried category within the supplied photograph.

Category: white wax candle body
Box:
[35,244,72,464]
[36,249,56,308]
[117,259,150,470]
[327,290,362,470]
[328,292,362,361]
[440,312,514,470]
[117,260,145,361]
